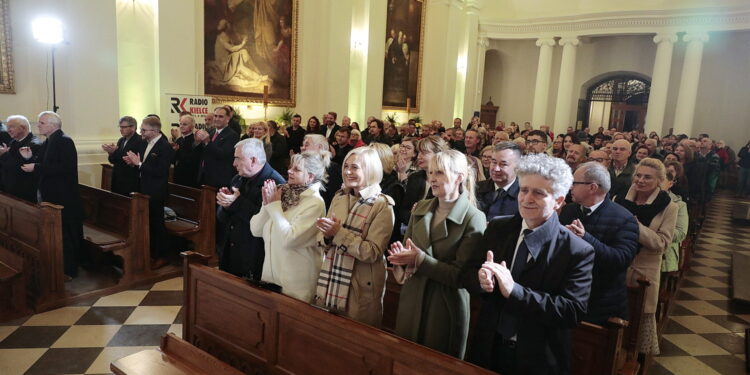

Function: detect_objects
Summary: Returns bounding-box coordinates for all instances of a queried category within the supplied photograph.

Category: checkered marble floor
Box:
[0,277,184,375]
[651,192,750,375]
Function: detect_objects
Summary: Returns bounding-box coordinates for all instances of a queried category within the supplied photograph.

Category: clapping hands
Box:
[261,179,281,205]
[316,214,341,239]
[479,251,515,298]
[387,238,422,266]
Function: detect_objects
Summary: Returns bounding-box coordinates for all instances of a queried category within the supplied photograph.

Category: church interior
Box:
[1,0,750,374]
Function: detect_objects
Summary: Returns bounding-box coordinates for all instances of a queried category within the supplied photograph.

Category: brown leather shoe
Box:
[150,258,169,270]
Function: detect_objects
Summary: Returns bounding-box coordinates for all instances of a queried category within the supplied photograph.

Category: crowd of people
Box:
[0,107,747,375]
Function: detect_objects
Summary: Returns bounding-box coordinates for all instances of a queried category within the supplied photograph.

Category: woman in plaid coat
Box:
[314,147,395,327]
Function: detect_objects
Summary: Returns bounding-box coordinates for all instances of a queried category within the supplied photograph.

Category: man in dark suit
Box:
[123,116,174,269]
[286,114,306,154]
[0,115,42,203]
[609,139,635,199]
[21,111,84,279]
[319,111,340,145]
[102,116,144,196]
[197,107,239,188]
[171,113,203,187]
[560,162,639,325]
[476,141,520,220]
[332,127,353,165]
[301,133,342,209]
[216,138,285,279]
[469,153,594,375]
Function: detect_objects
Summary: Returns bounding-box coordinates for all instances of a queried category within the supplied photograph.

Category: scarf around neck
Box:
[615,189,671,226]
[279,183,311,211]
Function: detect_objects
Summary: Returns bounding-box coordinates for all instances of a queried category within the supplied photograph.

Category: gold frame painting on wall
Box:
[382,0,425,112]
[0,0,15,94]
[204,0,297,106]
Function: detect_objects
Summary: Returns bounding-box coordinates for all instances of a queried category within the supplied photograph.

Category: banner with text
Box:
[163,94,213,130]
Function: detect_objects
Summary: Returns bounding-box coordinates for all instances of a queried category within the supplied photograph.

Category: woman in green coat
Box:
[388,150,487,359]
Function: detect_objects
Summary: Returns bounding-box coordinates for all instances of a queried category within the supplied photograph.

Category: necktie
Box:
[211,131,219,142]
[497,229,532,338]
[581,206,592,217]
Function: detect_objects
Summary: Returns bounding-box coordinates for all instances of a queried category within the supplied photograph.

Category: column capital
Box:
[653,32,678,44]
[463,0,484,15]
[558,36,580,47]
[535,37,556,47]
[478,37,490,49]
[683,31,709,44]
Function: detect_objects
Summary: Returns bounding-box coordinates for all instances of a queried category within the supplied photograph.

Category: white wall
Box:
[481,39,538,125]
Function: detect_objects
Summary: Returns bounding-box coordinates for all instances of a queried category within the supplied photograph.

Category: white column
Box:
[458,0,484,121]
[531,37,556,128]
[472,37,490,115]
[553,36,580,135]
[672,31,709,136]
[644,33,677,135]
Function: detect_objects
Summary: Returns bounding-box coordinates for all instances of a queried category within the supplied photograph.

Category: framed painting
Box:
[204,0,297,106]
[382,0,425,111]
[0,0,14,94]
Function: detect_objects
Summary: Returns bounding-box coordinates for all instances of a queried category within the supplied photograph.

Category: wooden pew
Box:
[0,248,27,320]
[572,318,628,375]
[165,183,217,262]
[101,164,217,262]
[619,278,650,375]
[0,193,65,312]
[79,184,151,282]
[181,252,494,375]
[111,333,244,375]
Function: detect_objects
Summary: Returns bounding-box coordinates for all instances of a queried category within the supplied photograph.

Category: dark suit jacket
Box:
[321,161,342,209]
[172,133,203,187]
[33,129,83,220]
[217,163,285,278]
[319,124,340,145]
[269,132,289,176]
[608,161,635,199]
[0,132,42,203]
[469,214,594,375]
[200,127,239,188]
[109,134,144,196]
[400,170,433,227]
[559,197,639,325]
[475,178,519,220]
[137,135,173,201]
[286,126,306,154]
[332,144,353,165]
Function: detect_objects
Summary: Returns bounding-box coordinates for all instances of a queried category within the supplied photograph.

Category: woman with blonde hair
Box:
[389,150,486,358]
[614,158,677,355]
[400,136,451,232]
[243,121,272,160]
[250,152,327,302]
[314,147,395,327]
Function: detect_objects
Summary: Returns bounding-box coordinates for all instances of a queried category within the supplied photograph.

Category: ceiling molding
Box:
[480,6,750,39]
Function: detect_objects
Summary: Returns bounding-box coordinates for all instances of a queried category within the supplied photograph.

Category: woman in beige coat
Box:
[314,147,395,327]
[614,158,677,355]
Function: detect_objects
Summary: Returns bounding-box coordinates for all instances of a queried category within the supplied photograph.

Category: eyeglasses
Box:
[526,139,545,145]
[571,181,594,185]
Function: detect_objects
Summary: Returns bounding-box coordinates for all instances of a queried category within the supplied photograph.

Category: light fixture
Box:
[32,17,64,112]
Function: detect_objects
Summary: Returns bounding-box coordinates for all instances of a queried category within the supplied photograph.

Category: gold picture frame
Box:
[204,0,298,107]
[382,0,425,112]
[0,0,15,94]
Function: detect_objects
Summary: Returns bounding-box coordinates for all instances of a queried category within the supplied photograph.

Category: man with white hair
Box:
[469,153,594,375]
[0,115,42,202]
[301,133,341,208]
[608,139,635,199]
[560,162,639,325]
[216,138,285,278]
[20,111,84,279]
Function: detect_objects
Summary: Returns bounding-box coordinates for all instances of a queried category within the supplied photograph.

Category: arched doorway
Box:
[577,74,651,132]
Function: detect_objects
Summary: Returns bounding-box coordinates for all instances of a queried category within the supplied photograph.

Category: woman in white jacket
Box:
[250,152,327,302]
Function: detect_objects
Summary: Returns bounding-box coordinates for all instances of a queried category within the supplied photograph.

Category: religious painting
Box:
[382,0,425,111]
[0,0,15,94]
[204,0,297,106]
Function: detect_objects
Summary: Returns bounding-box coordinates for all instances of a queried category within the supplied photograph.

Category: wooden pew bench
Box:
[165,183,216,262]
[79,184,151,282]
[180,252,494,375]
[0,248,26,320]
[0,193,65,313]
[111,333,244,375]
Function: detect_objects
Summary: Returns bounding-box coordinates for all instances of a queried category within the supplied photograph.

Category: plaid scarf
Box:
[314,193,377,312]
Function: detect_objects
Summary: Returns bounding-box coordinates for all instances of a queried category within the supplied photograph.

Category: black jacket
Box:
[559,197,639,325]
[32,129,83,220]
[286,126,306,154]
[109,134,144,196]
[269,132,289,177]
[137,135,173,201]
[217,163,285,279]
[319,124,340,145]
[475,178,519,220]
[400,170,432,226]
[172,133,203,187]
[0,132,42,202]
[321,161,342,209]
[200,127,239,188]
[468,214,594,375]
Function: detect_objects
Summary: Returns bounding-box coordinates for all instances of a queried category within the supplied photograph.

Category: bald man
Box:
[0,115,42,202]
[608,139,635,199]
[565,144,587,171]
[588,149,610,168]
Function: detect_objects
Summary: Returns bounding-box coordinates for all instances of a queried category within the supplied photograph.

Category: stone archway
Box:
[577,72,651,132]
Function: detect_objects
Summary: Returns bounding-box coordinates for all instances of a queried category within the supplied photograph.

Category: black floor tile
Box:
[139,291,184,306]
[662,319,694,334]
[75,306,137,325]
[107,324,170,346]
[695,354,748,375]
[701,333,747,354]
[24,347,102,375]
[0,326,69,348]
[703,315,750,333]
